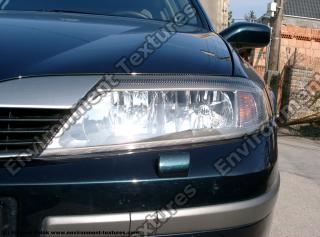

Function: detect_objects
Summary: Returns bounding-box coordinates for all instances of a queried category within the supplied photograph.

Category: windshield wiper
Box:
[34,9,105,16]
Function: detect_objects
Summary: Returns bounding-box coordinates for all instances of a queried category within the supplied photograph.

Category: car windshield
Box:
[0,0,203,27]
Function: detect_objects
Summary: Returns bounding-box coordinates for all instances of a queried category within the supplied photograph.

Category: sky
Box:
[230,0,271,21]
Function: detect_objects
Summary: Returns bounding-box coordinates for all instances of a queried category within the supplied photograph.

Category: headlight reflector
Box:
[44,76,269,155]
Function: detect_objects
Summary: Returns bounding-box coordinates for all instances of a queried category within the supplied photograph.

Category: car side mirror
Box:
[220,22,271,50]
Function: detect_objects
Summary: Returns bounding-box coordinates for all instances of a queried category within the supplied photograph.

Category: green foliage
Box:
[244,10,257,22]
[228,10,235,26]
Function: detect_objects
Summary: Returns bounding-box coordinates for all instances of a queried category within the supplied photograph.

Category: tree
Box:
[228,11,235,26]
[244,10,257,23]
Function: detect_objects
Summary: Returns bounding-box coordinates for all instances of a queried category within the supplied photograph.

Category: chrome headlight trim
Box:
[41,124,269,158]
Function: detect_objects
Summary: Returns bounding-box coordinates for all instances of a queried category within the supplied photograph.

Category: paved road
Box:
[270,136,320,237]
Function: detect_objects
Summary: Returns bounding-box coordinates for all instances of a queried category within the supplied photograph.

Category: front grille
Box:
[0,108,71,159]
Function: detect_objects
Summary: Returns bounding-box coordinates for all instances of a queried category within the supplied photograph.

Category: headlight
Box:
[43,75,270,156]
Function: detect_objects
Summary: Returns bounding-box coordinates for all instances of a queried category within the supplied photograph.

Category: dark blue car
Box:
[0,0,279,236]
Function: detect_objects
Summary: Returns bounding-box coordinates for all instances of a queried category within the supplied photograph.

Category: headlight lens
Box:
[44,76,269,155]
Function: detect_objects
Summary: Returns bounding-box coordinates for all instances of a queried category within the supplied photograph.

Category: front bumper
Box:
[0,130,278,236]
[154,215,273,237]
[41,174,279,236]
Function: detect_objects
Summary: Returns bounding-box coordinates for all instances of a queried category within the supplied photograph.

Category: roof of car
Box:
[284,0,320,19]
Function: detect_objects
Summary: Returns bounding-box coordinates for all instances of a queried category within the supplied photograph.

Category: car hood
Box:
[0,11,233,81]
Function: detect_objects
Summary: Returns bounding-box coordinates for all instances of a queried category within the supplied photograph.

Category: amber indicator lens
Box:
[238,91,258,127]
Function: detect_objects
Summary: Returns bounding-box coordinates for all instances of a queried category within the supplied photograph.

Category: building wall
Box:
[279,22,320,121]
[200,0,229,32]
[284,15,320,29]
[252,17,320,122]
[252,47,268,78]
